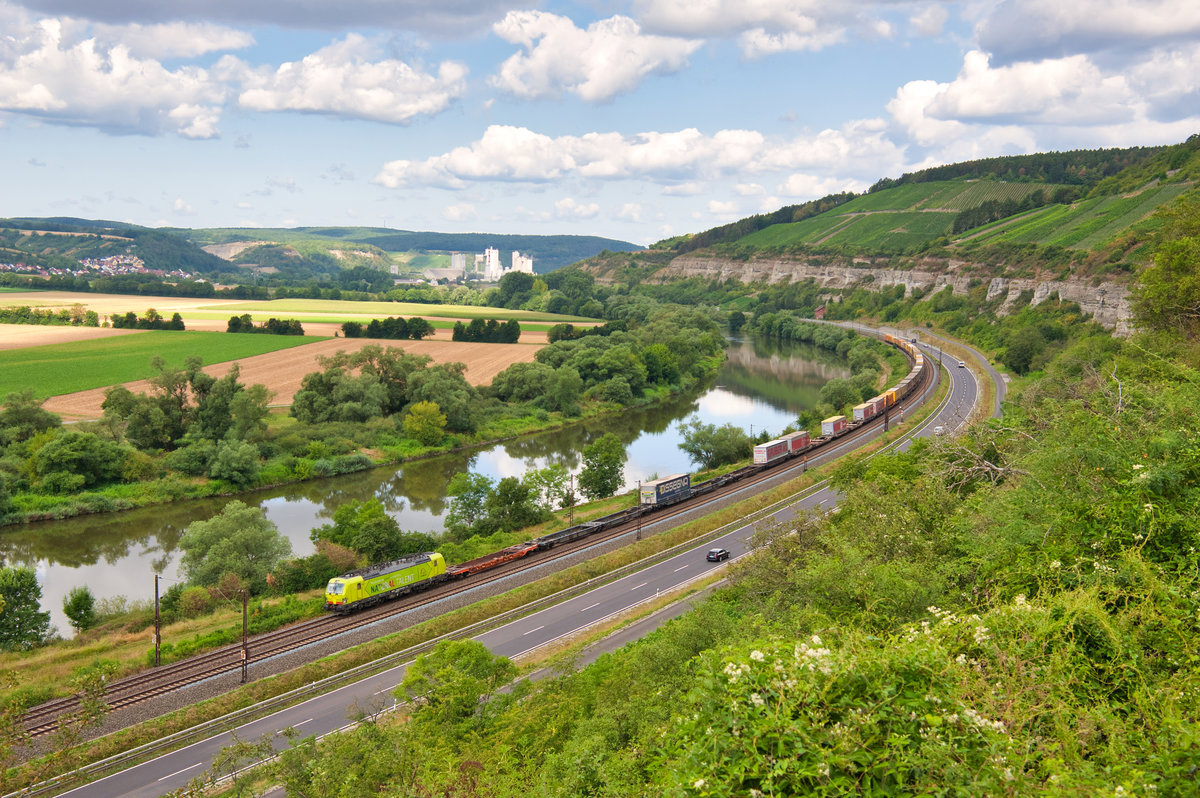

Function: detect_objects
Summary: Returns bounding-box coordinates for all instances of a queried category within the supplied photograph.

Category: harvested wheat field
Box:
[42,338,543,420]
[0,324,145,351]
[0,290,248,316]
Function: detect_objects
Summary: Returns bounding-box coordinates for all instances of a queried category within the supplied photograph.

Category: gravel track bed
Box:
[32,453,835,761]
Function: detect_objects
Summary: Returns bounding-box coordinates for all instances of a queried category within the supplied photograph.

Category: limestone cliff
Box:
[639,254,1134,336]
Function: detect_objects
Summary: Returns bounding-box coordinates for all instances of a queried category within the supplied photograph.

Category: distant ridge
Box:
[191,226,642,272]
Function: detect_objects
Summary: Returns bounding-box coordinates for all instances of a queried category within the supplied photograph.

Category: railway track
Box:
[24,350,933,740]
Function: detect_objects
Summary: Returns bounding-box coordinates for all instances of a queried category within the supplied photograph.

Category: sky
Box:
[0,0,1197,247]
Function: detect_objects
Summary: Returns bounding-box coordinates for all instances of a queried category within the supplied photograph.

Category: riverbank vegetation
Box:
[0,292,723,528]
[233,186,1200,797]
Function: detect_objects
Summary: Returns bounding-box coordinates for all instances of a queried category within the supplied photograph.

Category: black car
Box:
[706,547,730,562]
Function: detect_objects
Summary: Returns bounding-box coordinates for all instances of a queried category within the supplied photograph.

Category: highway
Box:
[60,336,985,798]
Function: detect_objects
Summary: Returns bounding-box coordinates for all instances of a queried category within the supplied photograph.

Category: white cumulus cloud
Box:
[978,0,1200,65]
[376,125,579,189]
[490,11,701,102]
[777,173,863,197]
[92,21,254,59]
[925,51,1135,126]
[442,202,477,222]
[909,5,947,37]
[555,197,601,219]
[235,34,467,124]
[617,202,642,222]
[375,122,908,194]
[888,44,1200,154]
[633,0,891,57]
[0,16,227,137]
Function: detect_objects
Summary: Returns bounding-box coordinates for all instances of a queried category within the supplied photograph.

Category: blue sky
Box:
[1,0,1197,246]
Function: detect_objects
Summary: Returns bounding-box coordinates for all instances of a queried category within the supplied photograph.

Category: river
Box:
[2,337,850,635]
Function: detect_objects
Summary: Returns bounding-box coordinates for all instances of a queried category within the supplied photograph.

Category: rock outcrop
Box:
[649,255,1133,335]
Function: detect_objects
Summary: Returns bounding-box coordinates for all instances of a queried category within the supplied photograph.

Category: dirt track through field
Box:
[42,337,543,421]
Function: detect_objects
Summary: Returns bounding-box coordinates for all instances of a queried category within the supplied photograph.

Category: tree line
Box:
[0,304,99,327]
[226,315,305,335]
[110,309,185,330]
[451,318,521,343]
[339,316,435,340]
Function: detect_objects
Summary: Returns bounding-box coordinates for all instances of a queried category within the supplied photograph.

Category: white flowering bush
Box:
[656,628,1019,796]
[657,570,1200,796]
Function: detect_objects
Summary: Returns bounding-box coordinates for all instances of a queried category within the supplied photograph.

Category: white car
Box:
[957,360,966,368]
[933,425,946,436]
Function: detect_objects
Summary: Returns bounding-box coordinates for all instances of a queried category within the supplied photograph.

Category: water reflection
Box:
[3,336,848,634]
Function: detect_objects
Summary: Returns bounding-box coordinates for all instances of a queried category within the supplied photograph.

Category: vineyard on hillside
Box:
[961,181,1194,250]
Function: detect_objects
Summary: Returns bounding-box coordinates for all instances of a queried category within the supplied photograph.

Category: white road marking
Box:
[159,762,203,781]
[673,564,689,572]
[630,582,647,591]
[579,602,600,612]
[522,625,545,636]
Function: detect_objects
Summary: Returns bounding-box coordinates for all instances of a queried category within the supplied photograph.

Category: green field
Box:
[206,298,594,323]
[0,332,324,399]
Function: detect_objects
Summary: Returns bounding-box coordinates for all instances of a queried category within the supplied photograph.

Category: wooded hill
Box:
[0,218,640,284]
[186,226,641,274]
[0,218,229,275]
[658,135,1200,272]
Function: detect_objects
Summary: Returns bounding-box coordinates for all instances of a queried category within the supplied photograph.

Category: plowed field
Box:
[42,337,542,420]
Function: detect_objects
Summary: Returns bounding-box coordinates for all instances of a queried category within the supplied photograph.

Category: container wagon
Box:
[781,430,810,453]
[753,439,790,465]
[325,552,447,613]
[640,473,692,505]
[853,402,876,422]
[822,415,848,437]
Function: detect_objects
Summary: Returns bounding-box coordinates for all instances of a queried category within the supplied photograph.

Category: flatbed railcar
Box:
[324,331,929,613]
[446,542,539,578]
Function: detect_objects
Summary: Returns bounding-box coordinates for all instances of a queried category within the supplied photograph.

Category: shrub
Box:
[179,586,214,618]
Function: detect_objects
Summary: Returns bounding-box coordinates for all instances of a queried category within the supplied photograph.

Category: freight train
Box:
[325,333,930,613]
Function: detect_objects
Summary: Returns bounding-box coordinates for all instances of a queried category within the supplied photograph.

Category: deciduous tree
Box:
[62,586,96,633]
[179,501,291,593]
[403,401,447,446]
[578,433,627,500]
[677,418,753,469]
[399,639,517,727]
[0,567,51,650]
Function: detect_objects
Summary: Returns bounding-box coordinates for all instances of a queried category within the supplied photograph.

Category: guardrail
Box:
[18,336,952,798]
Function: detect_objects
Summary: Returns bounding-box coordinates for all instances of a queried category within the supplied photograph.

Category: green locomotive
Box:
[325,552,447,613]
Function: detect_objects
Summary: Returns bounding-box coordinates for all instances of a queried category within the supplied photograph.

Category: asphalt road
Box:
[62,339,983,798]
